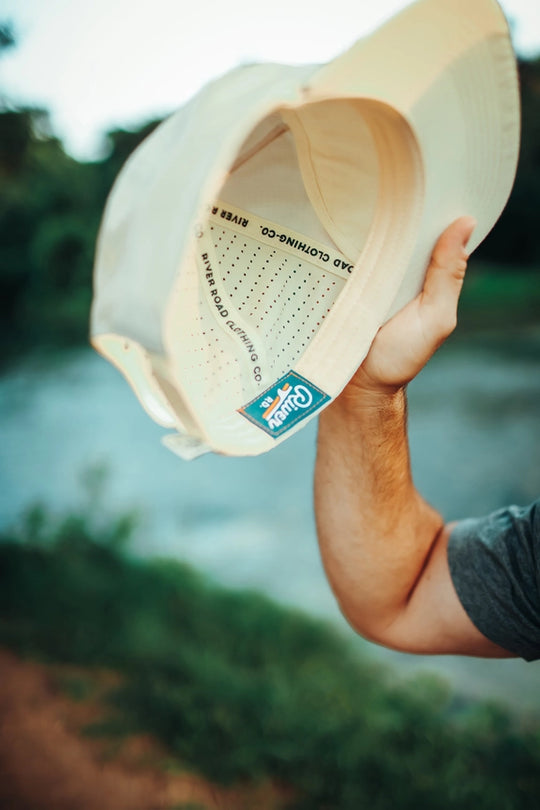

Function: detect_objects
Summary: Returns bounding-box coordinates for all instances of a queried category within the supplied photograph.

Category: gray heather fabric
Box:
[448,500,540,661]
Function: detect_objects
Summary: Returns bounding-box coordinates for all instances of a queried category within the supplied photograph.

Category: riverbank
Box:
[2,516,539,810]
[1,649,269,810]
[1,329,540,714]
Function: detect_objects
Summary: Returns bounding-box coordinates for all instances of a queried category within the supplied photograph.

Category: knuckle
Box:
[439,310,458,335]
[428,304,457,338]
[430,246,468,278]
[430,250,446,273]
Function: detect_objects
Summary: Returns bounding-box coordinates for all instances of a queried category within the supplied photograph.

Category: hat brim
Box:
[91,0,519,458]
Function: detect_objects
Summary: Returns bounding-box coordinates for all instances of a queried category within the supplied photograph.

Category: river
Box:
[1,330,539,712]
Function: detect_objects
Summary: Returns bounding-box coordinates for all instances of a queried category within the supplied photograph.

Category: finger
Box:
[421,216,476,338]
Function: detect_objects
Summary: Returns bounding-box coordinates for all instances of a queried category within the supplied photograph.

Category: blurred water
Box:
[1,332,539,711]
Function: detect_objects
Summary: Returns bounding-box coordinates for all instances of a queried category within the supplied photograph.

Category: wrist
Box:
[347,364,405,397]
[333,375,406,415]
[320,379,406,443]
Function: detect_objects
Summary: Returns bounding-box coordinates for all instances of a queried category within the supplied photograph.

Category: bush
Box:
[1,506,540,809]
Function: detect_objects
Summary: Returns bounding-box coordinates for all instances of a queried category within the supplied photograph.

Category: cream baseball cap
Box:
[91,0,520,459]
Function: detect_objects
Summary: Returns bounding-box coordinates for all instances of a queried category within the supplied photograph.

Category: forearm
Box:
[312,217,512,657]
[314,385,443,643]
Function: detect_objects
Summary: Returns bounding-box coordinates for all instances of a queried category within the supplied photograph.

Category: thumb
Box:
[421,216,476,338]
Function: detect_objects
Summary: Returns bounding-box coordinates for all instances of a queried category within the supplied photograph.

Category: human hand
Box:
[348,216,477,396]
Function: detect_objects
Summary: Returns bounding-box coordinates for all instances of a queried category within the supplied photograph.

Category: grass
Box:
[1,504,540,809]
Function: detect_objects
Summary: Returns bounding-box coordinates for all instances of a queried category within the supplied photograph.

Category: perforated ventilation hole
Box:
[181,301,245,393]
[201,223,349,381]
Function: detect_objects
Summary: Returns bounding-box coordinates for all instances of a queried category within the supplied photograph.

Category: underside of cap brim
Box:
[299,0,519,377]
[162,0,519,456]
[90,0,520,459]
[309,0,519,256]
[163,96,424,456]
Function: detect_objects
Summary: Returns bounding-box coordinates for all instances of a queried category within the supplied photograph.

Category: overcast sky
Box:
[1,0,539,159]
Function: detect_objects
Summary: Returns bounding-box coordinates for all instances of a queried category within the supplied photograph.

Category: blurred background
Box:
[1,1,539,809]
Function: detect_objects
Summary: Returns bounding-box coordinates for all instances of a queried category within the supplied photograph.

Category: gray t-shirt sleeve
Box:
[447,500,540,661]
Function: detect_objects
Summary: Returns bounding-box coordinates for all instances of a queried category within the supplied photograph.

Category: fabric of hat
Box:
[91,0,520,459]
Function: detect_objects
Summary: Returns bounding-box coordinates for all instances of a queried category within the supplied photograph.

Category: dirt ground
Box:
[0,649,290,810]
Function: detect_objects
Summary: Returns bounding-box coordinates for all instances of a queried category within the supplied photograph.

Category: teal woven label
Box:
[238,371,330,438]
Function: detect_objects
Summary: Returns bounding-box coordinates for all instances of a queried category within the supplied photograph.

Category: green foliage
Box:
[0,102,161,368]
[0,21,15,53]
[458,263,540,330]
[56,673,97,702]
[475,57,540,266]
[0,110,102,361]
[1,506,540,809]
